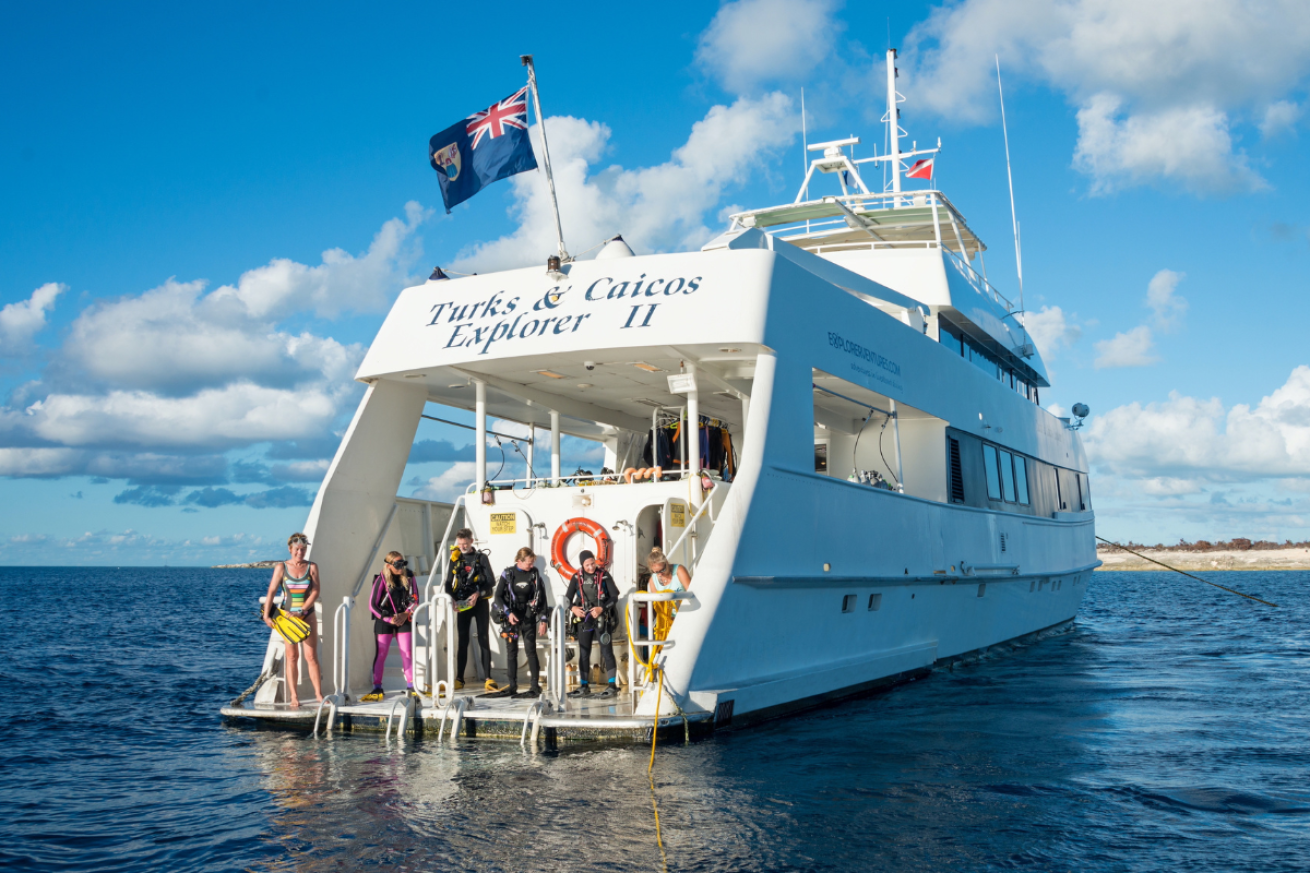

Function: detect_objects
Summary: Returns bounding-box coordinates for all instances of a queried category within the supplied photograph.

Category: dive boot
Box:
[567,684,591,698]
[361,686,385,702]
[454,679,465,690]
[513,685,542,699]
[595,684,617,699]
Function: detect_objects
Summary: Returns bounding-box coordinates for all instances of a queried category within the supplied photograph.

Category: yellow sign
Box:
[670,504,686,527]
[489,513,517,535]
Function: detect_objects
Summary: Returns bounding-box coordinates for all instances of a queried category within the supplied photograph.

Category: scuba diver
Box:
[443,528,499,693]
[362,551,420,702]
[261,532,324,708]
[488,546,549,699]
[564,549,620,698]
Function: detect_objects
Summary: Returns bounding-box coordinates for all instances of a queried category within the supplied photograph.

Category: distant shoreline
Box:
[212,561,281,569]
[1097,546,1310,572]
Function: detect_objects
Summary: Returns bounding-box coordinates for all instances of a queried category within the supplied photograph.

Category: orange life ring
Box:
[550,517,614,579]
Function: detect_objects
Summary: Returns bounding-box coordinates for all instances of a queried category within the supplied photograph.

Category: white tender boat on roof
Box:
[223,50,1097,744]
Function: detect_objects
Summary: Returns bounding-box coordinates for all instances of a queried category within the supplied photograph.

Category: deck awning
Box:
[730,191,986,257]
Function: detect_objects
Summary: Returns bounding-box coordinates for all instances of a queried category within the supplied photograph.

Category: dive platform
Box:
[221,685,710,746]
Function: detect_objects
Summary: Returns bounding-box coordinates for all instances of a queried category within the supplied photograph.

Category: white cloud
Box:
[1094,325,1157,369]
[1073,95,1264,195]
[269,459,330,482]
[1260,100,1302,138]
[1138,477,1205,496]
[453,95,796,271]
[904,0,1310,194]
[1022,305,1081,360]
[696,0,842,93]
[411,462,477,503]
[1144,268,1187,331]
[1085,366,1310,480]
[211,201,428,318]
[58,278,363,394]
[23,382,345,451]
[0,283,64,353]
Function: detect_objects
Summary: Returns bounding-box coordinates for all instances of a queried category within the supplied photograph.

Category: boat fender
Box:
[550,517,614,579]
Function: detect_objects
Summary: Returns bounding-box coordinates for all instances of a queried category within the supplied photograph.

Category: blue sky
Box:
[4,0,1310,564]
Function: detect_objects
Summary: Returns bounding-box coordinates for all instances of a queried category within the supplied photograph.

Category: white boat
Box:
[222,50,1097,742]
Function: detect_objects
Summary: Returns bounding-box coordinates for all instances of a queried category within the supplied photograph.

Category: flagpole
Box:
[521,54,569,260]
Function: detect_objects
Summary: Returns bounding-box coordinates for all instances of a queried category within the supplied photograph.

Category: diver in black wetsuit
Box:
[443,528,498,693]
[488,546,549,698]
[564,549,619,698]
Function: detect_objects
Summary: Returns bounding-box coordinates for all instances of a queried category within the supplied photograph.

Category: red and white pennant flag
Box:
[906,157,934,180]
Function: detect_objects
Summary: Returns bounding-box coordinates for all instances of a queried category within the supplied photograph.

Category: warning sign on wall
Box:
[490,513,517,534]
[669,504,686,528]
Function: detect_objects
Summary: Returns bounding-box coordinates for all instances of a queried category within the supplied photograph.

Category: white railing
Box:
[663,484,719,569]
[943,248,1016,313]
[548,604,569,710]
[424,592,457,704]
[625,589,694,698]
[332,596,352,698]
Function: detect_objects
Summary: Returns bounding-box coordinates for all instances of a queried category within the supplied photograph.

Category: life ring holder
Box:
[550,517,614,580]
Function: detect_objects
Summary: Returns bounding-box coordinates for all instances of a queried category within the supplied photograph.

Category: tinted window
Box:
[1014,456,1030,505]
[1000,450,1017,502]
[941,326,962,356]
[983,445,1002,500]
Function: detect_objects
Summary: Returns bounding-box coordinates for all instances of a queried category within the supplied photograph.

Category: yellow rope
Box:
[648,666,669,873]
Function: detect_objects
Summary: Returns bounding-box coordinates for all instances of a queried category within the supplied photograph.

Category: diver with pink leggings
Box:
[364,551,420,700]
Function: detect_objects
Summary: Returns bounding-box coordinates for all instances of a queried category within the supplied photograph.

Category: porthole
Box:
[841,594,856,613]
[868,593,882,611]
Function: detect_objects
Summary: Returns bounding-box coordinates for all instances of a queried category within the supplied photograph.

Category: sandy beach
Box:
[1097,546,1310,571]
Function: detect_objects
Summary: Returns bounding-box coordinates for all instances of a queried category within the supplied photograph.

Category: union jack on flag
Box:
[466,86,531,148]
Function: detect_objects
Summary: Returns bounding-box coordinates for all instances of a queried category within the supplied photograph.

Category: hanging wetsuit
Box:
[492,565,548,696]
[564,560,619,697]
[369,571,419,690]
[444,546,495,685]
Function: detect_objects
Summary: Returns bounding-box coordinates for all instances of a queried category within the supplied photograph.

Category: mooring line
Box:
[1096,536,1279,607]
[648,666,670,873]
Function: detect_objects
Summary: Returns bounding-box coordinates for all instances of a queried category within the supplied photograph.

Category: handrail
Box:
[664,483,716,563]
[426,592,457,701]
[312,697,337,739]
[331,597,352,698]
[465,470,700,493]
[427,494,467,592]
[350,502,400,599]
[521,700,545,749]
[410,599,431,693]
[961,562,1020,576]
[549,604,568,710]
[385,696,411,743]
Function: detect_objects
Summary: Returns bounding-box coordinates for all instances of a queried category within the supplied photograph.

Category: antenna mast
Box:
[801,88,809,199]
[885,49,902,194]
[996,55,1023,310]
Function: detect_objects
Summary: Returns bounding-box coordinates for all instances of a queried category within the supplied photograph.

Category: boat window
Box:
[1078,473,1089,510]
[967,340,999,380]
[983,444,1002,500]
[940,324,963,357]
[999,450,1017,502]
[1014,456,1030,505]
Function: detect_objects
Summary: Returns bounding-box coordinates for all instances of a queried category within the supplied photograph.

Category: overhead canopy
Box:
[731,192,986,257]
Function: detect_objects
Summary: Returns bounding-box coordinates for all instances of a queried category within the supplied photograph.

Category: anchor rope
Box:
[1096,536,1279,608]
[648,665,670,873]
[230,667,277,708]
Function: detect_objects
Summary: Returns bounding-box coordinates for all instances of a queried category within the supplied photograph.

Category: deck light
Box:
[633,362,663,372]
[719,348,742,353]
[546,255,567,280]
[533,369,566,379]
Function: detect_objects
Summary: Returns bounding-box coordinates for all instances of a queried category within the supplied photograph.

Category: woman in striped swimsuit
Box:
[261,532,324,707]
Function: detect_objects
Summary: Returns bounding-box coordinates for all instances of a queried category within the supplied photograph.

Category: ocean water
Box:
[1,567,1307,872]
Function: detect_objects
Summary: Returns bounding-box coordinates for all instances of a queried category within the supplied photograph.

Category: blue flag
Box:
[429,85,539,213]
